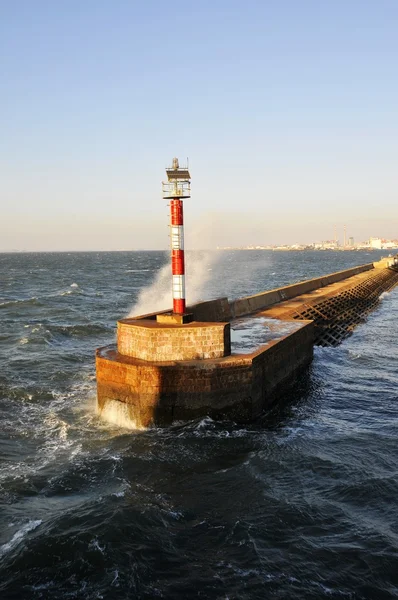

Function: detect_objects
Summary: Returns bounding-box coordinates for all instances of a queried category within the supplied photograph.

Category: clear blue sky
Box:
[1,0,397,250]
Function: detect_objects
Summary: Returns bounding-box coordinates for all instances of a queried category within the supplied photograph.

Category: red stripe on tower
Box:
[172,249,185,275]
[170,199,183,226]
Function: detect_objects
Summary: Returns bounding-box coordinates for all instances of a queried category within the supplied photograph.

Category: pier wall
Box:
[96,261,398,428]
[230,263,374,318]
[96,320,313,426]
[262,263,398,346]
[133,265,375,324]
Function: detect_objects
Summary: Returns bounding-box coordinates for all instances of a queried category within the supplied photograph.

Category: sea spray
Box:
[128,250,219,317]
[97,399,146,430]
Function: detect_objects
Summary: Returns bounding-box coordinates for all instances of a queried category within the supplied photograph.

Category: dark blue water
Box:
[1,250,398,599]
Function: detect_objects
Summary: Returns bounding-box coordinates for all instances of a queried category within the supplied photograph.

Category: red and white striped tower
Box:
[162,158,191,315]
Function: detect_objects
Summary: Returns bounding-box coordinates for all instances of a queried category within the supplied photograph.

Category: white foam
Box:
[97,399,146,430]
[231,317,301,354]
[0,520,42,558]
[89,537,105,554]
[111,570,119,586]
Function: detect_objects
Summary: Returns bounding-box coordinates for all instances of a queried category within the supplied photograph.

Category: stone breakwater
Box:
[96,259,398,428]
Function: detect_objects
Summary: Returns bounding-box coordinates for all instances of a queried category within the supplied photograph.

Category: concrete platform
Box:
[96,319,314,427]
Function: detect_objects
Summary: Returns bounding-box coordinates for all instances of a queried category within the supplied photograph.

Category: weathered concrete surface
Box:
[96,320,314,427]
[156,312,193,324]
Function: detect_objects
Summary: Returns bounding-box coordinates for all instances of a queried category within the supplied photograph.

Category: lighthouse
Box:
[162,158,191,315]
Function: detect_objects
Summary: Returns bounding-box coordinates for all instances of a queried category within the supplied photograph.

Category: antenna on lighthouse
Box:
[162,158,191,315]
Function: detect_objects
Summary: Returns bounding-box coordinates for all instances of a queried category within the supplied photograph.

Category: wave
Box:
[12,323,112,347]
[0,520,42,559]
[0,297,41,309]
[47,323,112,338]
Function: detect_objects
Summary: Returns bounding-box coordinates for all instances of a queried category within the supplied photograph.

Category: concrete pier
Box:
[96,260,398,427]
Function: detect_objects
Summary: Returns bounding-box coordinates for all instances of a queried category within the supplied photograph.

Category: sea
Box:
[1,249,398,599]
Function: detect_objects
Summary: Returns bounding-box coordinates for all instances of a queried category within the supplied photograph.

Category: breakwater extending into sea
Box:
[1,250,398,599]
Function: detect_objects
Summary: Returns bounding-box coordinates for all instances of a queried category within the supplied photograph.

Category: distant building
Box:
[369,237,382,249]
[382,241,398,250]
[348,237,354,246]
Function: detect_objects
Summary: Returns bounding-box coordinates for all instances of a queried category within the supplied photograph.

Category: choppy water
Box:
[1,249,398,599]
